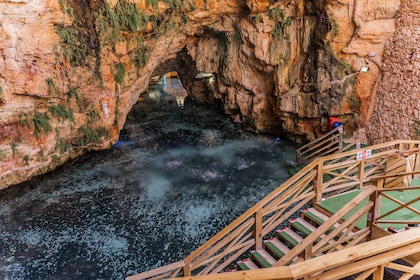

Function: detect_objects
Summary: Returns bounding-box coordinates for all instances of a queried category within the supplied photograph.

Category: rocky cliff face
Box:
[0,0,417,189]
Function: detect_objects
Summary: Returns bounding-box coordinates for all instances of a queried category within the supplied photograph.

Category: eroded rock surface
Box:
[0,0,418,189]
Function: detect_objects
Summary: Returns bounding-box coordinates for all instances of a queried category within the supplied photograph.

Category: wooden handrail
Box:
[126,261,185,280]
[296,125,343,164]
[127,140,420,280]
[171,229,420,280]
[275,185,376,266]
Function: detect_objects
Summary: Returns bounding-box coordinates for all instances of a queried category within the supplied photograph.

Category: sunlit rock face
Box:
[366,0,420,144]
[0,0,416,189]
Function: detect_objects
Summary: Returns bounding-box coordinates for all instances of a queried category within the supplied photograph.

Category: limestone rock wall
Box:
[0,0,415,189]
[366,0,420,143]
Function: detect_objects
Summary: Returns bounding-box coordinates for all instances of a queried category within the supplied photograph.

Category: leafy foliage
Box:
[48,104,74,122]
[58,0,74,18]
[54,25,88,67]
[67,86,82,109]
[33,112,51,138]
[46,78,59,95]
[76,125,109,147]
[113,62,126,84]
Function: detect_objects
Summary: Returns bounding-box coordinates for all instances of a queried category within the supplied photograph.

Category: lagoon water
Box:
[0,80,297,279]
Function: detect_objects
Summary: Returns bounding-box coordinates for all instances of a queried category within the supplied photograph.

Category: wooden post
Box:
[314,162,323,203]
[183,263,191,277]
[254,209,263,250]
[372,265,385,280]
[358,158,365,189]
[338,126,343,150]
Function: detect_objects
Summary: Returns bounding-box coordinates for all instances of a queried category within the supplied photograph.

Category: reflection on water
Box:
[0,80,297,279]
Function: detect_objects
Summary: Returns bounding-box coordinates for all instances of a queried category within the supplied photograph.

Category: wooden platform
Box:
[319,188,420,231]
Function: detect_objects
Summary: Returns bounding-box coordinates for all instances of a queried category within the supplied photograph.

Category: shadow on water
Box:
[0,79,298,279]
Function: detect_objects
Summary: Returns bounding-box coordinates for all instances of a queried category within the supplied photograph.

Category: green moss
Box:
[48,104,74,122]
[33,112,51,138]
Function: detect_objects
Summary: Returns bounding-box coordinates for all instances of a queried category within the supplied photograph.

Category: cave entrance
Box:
[159,71,188,109]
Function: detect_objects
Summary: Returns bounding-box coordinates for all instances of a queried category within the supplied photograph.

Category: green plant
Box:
[51,154,60,165]
[37,149,46,162]
[67,86,82,108]
[87,109,101,124]
[48,104,74,122]
[23,155,30,166]
[0,149,7,160]
[269,7,292,38]
[54,25,88,67]
[57,138,72,154]
[58,0,74,19]
[10,142,18,155]
[94,0,148,49]
[0,87,4,103]
[76,125,109,147]
[131,40,151,69]
[249,13,263,24]
[414,120,420,140]
[163,0,182,10]
[33,112,51,137]
[113,62,126,84]
[146,0,158,9]
[19,113,31,128]
[46,78,59,95]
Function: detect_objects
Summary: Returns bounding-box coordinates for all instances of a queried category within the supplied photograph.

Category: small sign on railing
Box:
[356,149,372,161]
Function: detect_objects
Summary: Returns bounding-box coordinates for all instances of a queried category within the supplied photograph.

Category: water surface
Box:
[0,80,297,279]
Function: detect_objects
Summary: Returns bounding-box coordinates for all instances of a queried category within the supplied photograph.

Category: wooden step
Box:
[302,208,330,226]
[236,258,258,270]
[250,249,276,268]
[290,217,317,236]
[302,208,344,234]
[276,227,303,247]
[264,237,290,258]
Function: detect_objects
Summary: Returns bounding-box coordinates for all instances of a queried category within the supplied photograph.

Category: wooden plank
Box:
[126,260,185,280]
[250,249,276,268]
[289,218,317,236]
[276,227,303,247]
[264,238,290,258]
[171,230,420,280]
[236,258,258,270]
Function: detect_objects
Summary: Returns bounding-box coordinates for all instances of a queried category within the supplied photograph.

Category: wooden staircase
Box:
[126,140,420,280]
[231,207,354,271]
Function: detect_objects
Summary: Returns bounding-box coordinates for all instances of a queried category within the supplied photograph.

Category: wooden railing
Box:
[369,171,420,228]
[295,125,344,164]
[127,140,420,280]
[171,228,420,280]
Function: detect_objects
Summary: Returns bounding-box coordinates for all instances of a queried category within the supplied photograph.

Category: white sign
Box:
[356,149,372,161]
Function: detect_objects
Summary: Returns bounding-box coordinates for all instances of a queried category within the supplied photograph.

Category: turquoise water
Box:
[0,80,297,279]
